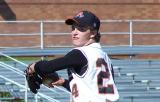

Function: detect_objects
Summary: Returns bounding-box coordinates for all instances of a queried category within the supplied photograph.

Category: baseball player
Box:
[27,11,119,102]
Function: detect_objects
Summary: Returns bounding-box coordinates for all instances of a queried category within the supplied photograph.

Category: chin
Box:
[73,42,84,47]
[73,44,82,47]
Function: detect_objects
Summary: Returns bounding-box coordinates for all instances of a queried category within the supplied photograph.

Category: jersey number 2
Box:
[96,58,114,94]
[72,84,79,98]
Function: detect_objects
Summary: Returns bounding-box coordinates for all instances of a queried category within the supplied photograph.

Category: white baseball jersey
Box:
[69,43,119,102]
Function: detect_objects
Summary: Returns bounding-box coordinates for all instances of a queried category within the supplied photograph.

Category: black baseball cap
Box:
[65,11,100,31]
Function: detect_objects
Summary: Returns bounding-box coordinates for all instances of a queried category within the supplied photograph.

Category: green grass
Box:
[0,91,24,102]
[0,56,55,61]
[0,91,12,97]
[0,56,39,61]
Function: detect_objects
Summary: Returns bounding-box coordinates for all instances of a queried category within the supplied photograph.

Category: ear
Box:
[90,35,95,39]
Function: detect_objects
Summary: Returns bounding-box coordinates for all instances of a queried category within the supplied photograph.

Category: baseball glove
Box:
[25,64,42,94]
[25,64,59,94]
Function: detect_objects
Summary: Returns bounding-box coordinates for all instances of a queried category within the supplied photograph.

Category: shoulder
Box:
[65,49,86,60]
[66,49,83,56]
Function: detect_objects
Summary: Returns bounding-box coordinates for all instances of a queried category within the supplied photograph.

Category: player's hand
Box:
[51,77,65,87]
[25,63,42,94]
[27,62,36,74]
[42,72,60,87]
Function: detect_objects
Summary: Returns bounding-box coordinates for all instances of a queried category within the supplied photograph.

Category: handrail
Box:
[0,52,71,101]
[0,20,160,48]
[0,75,59,102]
[0,61,60,102]
[0,52,27,66]
[0,62,24,77]
[1,19,160,23]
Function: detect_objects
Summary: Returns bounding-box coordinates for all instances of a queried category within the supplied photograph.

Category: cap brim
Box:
[65,18,79,25]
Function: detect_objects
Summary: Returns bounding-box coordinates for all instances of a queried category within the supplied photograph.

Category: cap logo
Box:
[75,12,84,18]
[93,22,97,28]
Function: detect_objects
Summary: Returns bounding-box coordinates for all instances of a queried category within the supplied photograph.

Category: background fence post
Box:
[129,20,133,47]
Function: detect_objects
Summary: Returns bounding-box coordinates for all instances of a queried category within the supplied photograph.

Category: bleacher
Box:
[0,45,160,102]
[112,59,160,102]
[1,0,160,101]
[0,20,160,101]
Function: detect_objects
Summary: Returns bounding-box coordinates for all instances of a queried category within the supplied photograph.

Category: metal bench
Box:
[1,45,160,57]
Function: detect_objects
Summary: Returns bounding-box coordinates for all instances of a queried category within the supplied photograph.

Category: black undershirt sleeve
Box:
[34,49,88,77]
[62,79,70,91]
[34,49,115,91]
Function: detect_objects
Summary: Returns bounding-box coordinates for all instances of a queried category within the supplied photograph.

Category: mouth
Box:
[72,37,79,40]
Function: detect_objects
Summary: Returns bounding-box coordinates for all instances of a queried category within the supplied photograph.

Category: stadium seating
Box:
[0,46,160,102]
[112,58,160,102]
[0,61,70,102]
[1,1,160,101]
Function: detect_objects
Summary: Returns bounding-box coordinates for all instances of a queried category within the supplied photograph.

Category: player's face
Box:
[71,25,92,47]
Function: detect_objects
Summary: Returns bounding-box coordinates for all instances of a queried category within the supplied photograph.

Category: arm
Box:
[34,49,87,76]
[27,49,87,90]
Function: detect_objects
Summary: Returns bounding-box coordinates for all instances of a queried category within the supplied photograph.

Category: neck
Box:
[84,39,96,46]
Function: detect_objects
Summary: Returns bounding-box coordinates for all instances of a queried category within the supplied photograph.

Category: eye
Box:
[71,25,88,32]
[71,25,76,31]
[78,27,88,32]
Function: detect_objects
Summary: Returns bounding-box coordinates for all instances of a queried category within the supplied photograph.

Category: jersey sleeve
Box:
[34,49,88,77]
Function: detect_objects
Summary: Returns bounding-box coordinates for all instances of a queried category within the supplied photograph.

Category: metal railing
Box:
[0,52,71,102]
[0,20,160,49]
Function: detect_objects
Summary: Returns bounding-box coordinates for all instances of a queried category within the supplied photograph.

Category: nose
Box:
[71,28,78,36]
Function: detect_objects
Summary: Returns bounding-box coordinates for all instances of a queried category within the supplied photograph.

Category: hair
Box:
[94,32,101,42]
[90,29,101,42]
